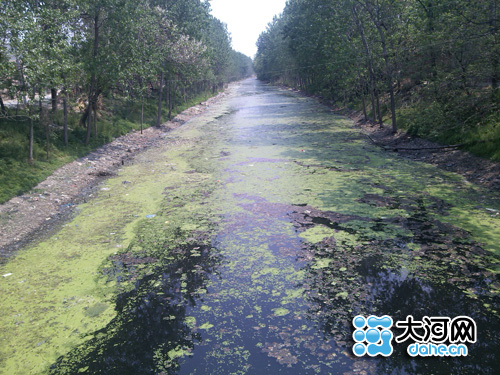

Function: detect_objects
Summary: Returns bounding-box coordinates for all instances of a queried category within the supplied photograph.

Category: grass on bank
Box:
[396,101,500,162]
[0,91,217,204]
[347,84,500,163]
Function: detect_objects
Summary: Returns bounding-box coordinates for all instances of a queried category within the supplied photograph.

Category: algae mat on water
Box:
[0,107,226,374]
[1,78,500,375]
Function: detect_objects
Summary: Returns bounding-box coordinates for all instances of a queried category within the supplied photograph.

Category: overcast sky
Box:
[209,0,288,59]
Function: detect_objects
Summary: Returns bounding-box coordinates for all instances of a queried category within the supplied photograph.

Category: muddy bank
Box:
[0,89,231,259]
[4,82,499,259]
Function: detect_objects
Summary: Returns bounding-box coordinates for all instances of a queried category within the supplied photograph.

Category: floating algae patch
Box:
[298,225,336,244]
[180,80,500,373]
[49,238,222,375]
[436,205,500,257]
[46,98,229,375]
[84,302,109,318]
[293,211,500,374]
[48,183,223,373]
[177,210,354,375]
[271,307,290,317]
[185,80,500,373]
[311,257,332,269]
[198,322,214,330]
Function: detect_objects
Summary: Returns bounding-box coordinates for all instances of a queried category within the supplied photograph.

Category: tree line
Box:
[0,0,253,161]
[254,0,500,157]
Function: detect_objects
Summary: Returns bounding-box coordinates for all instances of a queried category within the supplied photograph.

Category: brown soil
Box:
[0,90,230,259]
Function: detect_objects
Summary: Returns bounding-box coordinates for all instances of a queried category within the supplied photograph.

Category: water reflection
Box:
[50,78,500,375]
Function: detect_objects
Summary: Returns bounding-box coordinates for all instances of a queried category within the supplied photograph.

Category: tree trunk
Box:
[44,109,50,160]
[93,101,97,137]
[85,84,93,145]
[156,71,164,127]
[356,65,369,122]
[0,94,6,115]
[490,0,499,94]
[141,100,144,135]
[375,89,382,127]
[51,88,57,112]
[352,6,378,124]
[361,91,368,122]
[16,57,27,105]
[374,18,397,132]
[29,105,34,162]
[63,90,68,146]
[416,1,438,81]
[168,80,173,120]
[85,9,100,144]
[165,79,170,120]
[370,88,377,123]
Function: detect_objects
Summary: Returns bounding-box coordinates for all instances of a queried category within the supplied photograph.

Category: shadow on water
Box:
[50,239,221,375]
[361,258,500,375]
[174,195,356,375]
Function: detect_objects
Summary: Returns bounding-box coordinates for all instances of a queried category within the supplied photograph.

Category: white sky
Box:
[209,0,288,59]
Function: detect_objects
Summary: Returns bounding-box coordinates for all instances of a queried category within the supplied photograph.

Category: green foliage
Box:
[0,116,77,203]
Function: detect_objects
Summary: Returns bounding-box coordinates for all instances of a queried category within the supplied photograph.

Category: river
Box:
[1,78,499,374]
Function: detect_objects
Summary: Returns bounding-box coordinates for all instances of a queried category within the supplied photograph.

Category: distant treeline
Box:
[0,0,253,158]
[254,0,500,160]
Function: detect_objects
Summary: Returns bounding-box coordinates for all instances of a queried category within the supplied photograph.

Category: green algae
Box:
[167,346,192,360]
[311,258,332,269]
[198,322,214,330]
[272,308,290,317]
[0,116,224,374]
[298,226,336,244]
[84,302,109,318]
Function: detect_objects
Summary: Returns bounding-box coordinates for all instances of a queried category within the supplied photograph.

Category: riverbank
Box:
[280,85,500,192]
[3,81,500,258]
[353,112,500,192]
[0,88,231,259]
[1,78,499,375]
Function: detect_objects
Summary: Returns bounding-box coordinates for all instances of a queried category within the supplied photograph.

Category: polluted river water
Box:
[0,78,499,374]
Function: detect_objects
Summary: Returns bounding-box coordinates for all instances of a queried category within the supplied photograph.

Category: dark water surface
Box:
[6,79,500,374]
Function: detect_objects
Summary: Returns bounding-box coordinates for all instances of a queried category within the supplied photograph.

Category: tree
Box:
[3,0,80,159]
[255,0,500,141]
[1,0,253,161]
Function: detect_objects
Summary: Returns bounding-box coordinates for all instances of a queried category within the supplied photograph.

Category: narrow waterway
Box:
[1,79,499,374]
